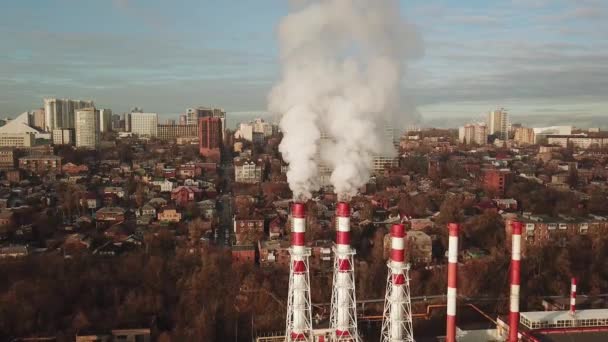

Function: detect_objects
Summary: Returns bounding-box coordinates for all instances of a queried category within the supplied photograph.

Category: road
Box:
[215,150,234,246]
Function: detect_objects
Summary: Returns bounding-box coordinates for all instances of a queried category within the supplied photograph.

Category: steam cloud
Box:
[269,0,421,200]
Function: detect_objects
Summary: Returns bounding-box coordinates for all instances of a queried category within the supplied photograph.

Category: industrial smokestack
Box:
[330,201,359,340]
[285,202,313,341]
[570,277,577,315]
[446,223,459,342]
[381,223,414,342]
[509,221,522,342]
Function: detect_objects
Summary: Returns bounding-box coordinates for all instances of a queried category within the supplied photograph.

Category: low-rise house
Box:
[81,193,99,210]
[148,197,168,208]
[231,244,256,265]
[158,206,181,223]
[95,207,126,222]
[5,169,21,183]
[62,162,89,175]
[136,214,154,226]
[494,198,518,211]
[0,210,14,227]
[18,155,62,174]
[234,215,264,245]
[258,239,291,268]
[103,187,125,199]
[196,200,216,219]
[137,204,156,217]
[309,239,333,271]
[0,245,28,258]
[171,186,203,206]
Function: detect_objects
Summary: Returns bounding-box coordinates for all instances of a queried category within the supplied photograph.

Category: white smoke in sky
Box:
[269,0,422,200]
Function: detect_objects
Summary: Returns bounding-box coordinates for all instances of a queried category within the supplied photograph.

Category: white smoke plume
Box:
[269,0,421,200]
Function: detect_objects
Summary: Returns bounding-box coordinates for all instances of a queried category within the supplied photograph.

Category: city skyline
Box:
[0,0,607,122]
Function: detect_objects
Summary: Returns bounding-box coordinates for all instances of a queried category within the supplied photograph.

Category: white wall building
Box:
[487,108,508,140]
[459,123,487,145]
[44,98,94,131]
[533,126,572,143]
[235,158,264,183]
[130,113,158,137]
[75,108,100,149]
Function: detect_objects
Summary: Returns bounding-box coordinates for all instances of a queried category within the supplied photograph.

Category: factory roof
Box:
[532,331,608,342]
[523,309,608,322]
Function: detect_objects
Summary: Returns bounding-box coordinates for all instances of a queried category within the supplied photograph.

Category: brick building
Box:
[483,168,514,195]
[232,244,256,265]
[199,116,222,162]
[233,216,264,245]
[171,186,203,207]
[505,214,608,255]
[95,207,126,222]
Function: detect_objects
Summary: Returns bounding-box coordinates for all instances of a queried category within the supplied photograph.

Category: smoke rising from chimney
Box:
[269,0,421,199]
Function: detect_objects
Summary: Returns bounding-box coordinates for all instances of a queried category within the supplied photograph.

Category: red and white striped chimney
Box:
[509,221,522,342]
[446,223,459,342]
[334,201,355,339]
[289,202,309,341]
[390,224,406,338]
[570,277,577,315]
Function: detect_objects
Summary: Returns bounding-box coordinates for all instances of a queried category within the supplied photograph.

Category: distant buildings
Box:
[0,148,15,170]
[157,124,197,141]
[52,128,75,145]
[199,116,222,161]
[483,168,514,195]
[459,123,487,145]
[18,155,62,173]
[547,134,608,149]
[130,112,158,137]
[487,108,508,140]
[32,108,45,130]
[235,118,274,142]
[533,126,572,143]
[75,108,100,149]
[44,98,94,131]
[514,127,535,145]
[99,108,112,133]
[0,133,35,147]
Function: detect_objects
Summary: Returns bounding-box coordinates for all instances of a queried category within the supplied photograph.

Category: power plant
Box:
[275,205,608,342]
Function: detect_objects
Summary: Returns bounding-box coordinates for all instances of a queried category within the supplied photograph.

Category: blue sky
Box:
[0,0,607,124]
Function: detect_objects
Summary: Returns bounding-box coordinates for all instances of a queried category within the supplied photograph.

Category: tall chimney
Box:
[446,223,459,342]
[380,223,414,342]
[330,201,359,341]
[509,221,522,342]
[570,277,577,315]
[285,202,313,341]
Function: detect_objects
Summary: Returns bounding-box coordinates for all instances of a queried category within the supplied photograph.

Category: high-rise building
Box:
[487,108,508,140]
[75,108,100,149]
[111,114,122,131]
[179,114,187,125]
[166,119,176,125]
[198,117,222,161]
[99,109,112,133]
[514,127,535,145]
[44,98,94,131]
[130,113,158,137]
[124,113,131,132]
[32,108,45,130]
[458,123,487,145]
[187,107,226,138]
[52,129,75,145]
